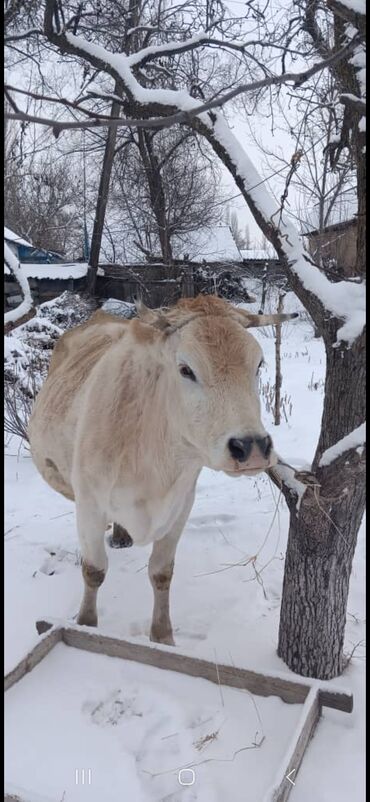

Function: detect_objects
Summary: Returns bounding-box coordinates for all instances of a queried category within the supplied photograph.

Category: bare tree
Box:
[5,148,83,256]
[111,127,223,269]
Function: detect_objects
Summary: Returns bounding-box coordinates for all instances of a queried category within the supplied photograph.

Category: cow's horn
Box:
[238,312,299,328]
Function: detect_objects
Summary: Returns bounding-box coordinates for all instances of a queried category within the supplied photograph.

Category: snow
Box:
[21,262,88,279]
[173,226,241,262]
[4,226,32,247]
[4,242,33,325]
[319,423,366,467]
[127,32,206,68]
[240,249,275,260]
[4,302,365,802]
[101,298,137,318]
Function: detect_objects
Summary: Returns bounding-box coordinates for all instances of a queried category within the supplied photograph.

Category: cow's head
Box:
[136,296,297,476]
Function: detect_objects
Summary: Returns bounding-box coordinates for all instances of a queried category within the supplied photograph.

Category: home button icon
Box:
[178,768,195,786]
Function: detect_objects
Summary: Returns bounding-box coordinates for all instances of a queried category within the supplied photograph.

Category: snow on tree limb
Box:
[4,243,34,328]
[319,423,366,467]
[199,113,365,344]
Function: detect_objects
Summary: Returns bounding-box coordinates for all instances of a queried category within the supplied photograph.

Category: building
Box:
[304,218,357,277]
[4,226,65,264]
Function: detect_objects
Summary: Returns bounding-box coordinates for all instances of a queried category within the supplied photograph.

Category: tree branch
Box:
[340,93,366,116]
[4,33,362,134]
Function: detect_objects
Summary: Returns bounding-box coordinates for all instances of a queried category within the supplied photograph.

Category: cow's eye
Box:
[179,364,196,381]
[257,358,264,374]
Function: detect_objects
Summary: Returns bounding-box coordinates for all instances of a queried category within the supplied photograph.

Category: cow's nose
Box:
[228,435,273,463]
[255,435,273,459]
[228,437,253,462]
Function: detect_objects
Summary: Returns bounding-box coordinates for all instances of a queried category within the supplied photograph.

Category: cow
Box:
[28,295,296,644]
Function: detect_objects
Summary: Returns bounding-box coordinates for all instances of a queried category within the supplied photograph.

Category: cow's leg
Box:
[76,501,108,627]
[149,490,196,645]
[149,534,178,645]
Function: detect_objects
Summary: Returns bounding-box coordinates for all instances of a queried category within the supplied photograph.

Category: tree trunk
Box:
[278,451,365,678]
[274,292,284,426]
[277,329,366,678]
[137,130,174,275]
[258,263,268,314]
[87,90,122,296]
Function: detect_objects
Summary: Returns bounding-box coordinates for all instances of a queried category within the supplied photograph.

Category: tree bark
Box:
[277,325,366,678]
[278,422,365,678]
[274,292,284,426]
[136,129,174,274]
[87,0,141,296]
[87,90,122,296]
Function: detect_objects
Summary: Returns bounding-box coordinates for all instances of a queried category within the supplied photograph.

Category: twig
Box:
[142,735,265,778]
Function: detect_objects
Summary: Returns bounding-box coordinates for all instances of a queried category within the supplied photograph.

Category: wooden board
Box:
[4,620,354,802]
[4,627,62,692]
[60,625,353,713]
[263,687,321,802]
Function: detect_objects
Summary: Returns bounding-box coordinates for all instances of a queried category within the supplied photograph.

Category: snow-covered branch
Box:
[5,37,360,131]
[319,424,366,467]
[38,1,366,344]
[194,112,365,344]
[4,243,35,330]
[340,93,366,115]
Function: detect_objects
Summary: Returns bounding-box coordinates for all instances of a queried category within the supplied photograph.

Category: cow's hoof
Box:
[77,612,97,627]
[150,628,175,646]
[36,619,54,635]
[108,525,133,548]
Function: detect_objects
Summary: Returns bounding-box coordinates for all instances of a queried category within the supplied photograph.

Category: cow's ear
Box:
[236,311,299,328]
[135,301,171,331]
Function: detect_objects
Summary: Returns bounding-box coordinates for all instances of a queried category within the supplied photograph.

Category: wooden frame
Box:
[5,621,353,802]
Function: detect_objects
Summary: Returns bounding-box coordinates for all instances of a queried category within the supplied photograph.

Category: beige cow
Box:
[28,295,296,644]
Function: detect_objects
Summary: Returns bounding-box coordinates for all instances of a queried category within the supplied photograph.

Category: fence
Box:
[96,262,194,308]
[4,259,284,313]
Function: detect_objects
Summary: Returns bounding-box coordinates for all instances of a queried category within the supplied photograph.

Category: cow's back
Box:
[28,311,129,500]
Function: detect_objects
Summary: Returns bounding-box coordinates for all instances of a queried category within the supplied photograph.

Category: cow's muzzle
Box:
[228,435,273,464]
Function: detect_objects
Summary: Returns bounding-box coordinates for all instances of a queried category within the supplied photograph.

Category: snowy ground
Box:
[4,306,365,802]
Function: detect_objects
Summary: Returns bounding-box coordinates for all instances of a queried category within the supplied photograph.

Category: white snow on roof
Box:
[4,226,32,248]
[21,263,88,279]
[240,249,275,260]
[173,226,241,262]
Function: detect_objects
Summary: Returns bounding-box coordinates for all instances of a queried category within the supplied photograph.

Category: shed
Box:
[4,226,65,264]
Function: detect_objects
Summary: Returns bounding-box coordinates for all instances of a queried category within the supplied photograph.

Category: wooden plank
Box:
[319,687,353,713]
[5,786,57,802]
[4,627,62,691]
[61,625,312,705]
[60,627,352,713]
[5,794,24,802]
[263,687,321,802]
[5,620,353,713]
